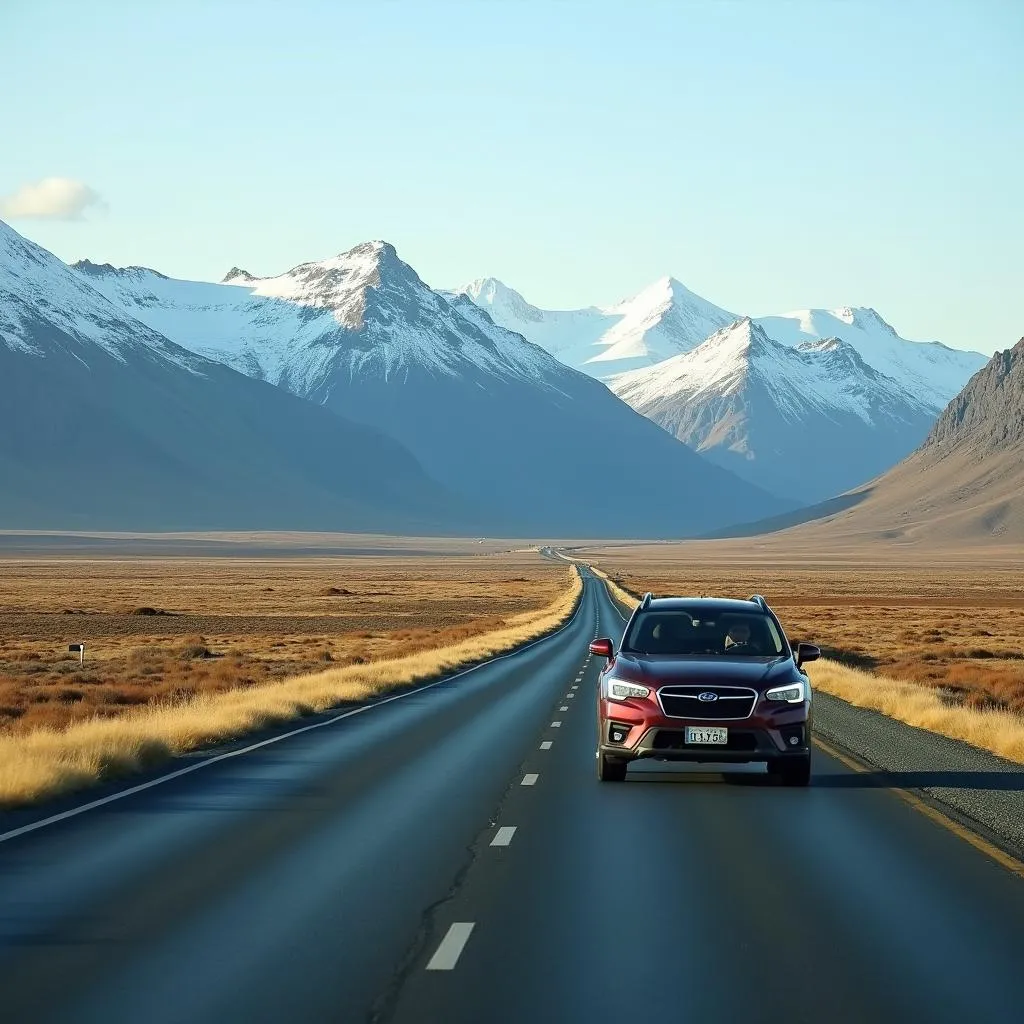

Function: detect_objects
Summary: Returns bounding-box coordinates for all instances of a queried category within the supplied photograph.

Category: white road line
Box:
[559,706,569,711]
[0,570,598,846]
[567,693,575,698]
[572,685,578,690]
[426,923,475,970]
[521,774,539,786]
[551,721,561,728]
[540,741,553,750]
[491,826,517,847]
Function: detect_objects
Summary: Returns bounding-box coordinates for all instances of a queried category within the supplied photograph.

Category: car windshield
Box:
[621,608,786,657]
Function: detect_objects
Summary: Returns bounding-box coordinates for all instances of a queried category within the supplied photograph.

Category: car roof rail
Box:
[748,594,769,611]
[640,591,653,609]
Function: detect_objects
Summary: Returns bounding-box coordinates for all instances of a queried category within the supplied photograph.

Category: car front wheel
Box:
[769,753,811,787]
[597,752,628,782]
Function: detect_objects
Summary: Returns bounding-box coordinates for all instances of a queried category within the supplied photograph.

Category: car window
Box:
[623,608,785,656]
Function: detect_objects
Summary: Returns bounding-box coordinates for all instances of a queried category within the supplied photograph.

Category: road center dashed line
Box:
[521,774,539,786]
[426,922,475,970]
[551,721,561,727]
[559,706,569,711]
[490,826,517,847]
[540,741,553,750]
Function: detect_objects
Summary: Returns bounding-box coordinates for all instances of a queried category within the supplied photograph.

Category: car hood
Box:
[613,653,799,690]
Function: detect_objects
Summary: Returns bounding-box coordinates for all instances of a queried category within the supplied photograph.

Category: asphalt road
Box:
[0,569,1022,1023]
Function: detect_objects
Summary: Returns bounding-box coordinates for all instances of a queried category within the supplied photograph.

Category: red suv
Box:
[592,594,818,785]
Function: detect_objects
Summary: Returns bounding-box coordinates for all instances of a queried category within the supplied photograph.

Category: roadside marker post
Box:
[69,643,85,666]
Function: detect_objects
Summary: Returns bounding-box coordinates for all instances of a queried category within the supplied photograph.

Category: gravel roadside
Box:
[813,691,1024,859]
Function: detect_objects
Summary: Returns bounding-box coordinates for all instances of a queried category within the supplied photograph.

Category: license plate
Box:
[685,726,728,745]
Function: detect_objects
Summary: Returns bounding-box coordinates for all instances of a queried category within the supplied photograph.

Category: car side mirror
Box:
[796,643,820,667]
[589,638,614,659]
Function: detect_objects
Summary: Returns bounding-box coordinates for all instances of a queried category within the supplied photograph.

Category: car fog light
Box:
[609,725,629,743]
[788,735,799,746]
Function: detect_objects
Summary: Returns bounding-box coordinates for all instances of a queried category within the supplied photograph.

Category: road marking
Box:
[426,923,475,970]
[0,567,596,846]
[540,741,553,750]
[814,737,1024,881]
[572,685,579,690]
[551,721,561,727]
[491,826,517,847]
[521,774,539,786]
[559,706,569,711]
[567,693,575,698]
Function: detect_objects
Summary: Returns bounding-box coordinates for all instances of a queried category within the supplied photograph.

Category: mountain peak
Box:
[72,259,168,281]
[454,277,543,323]
[222,266,255,284]
[699,317,775,357]
[346,239,397,261]
[836,305,898,335]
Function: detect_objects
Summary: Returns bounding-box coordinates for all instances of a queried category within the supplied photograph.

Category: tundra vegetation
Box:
[0,553,580,805]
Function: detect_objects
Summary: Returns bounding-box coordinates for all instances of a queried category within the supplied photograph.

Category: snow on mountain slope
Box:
[74,244,789,536]
[454,278,614,368]
[588,277,738,371]
[0,220,204,373]
[755,307,987,410]
[0,220,469,533]
[452,275,736,377]
[457,274,985,412]
[610,318,937,502]
[78,244,560,397]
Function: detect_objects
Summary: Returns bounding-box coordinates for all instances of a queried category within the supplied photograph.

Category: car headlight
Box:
[608,681,650,701]
[765,681,805,703]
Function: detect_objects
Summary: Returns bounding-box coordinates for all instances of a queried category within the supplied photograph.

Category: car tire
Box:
[597,753,628,782]
[770,754,811,787]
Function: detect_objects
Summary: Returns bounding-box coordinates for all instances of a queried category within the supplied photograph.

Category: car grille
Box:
[657,685,757,720]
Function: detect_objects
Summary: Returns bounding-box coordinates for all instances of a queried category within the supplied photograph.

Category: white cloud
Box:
[0,177,104,220]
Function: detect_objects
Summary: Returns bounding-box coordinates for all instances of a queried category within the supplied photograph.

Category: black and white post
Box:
[69,642,85,666]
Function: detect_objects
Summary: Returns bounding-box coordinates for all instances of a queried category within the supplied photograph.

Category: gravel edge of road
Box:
[597,579,1024,862]
[812,692,1024,859]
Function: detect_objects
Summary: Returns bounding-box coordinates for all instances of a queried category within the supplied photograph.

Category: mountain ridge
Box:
[608,318,937,501]
[1,220,473,533]
[72,239,789,537]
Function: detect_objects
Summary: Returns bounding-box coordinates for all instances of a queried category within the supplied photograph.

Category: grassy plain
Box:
[0,551,567,736]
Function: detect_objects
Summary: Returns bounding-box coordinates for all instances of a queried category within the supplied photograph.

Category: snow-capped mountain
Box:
[457,276,987,409]
[453,275,736,377]
[0,220,467,532]
[76,245,789,536]
[755,307,987,411]
[458,273,988,501]
[610,319,938,502]
[78,243,561,397]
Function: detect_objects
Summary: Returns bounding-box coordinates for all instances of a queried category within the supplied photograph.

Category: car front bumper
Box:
[598,696,811,763]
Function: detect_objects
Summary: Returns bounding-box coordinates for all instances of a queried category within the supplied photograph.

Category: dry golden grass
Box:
[587,564,639,616]
[811,659,1024,764]
[582,547,1024,765]
[0,554,567,734]
[0,563,581,807]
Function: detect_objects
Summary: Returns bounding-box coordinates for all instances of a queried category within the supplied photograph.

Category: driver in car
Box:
[724,621,753,652]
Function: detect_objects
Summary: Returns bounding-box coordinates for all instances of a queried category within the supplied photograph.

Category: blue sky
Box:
[2,0,1020,353]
